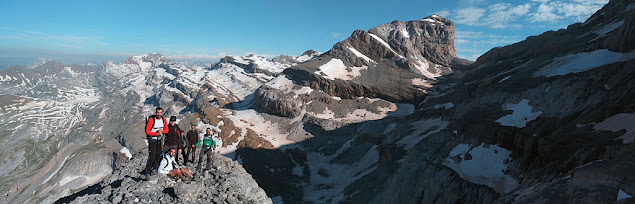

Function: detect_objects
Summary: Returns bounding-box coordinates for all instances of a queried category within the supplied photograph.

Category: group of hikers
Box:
[143,107,218,179]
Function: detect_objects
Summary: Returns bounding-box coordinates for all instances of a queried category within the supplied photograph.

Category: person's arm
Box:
[145,118,156,136]
[172,160,181,169]
[161,118,169,134]
[158,157,169,174]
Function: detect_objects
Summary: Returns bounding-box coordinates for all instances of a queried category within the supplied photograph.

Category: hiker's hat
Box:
[170,116,177,121]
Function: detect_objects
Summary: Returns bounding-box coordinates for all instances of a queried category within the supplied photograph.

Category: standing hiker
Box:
[145,107,169,175]
[196,128,217,172]
[185,125,199,164]
[164,116,185,164]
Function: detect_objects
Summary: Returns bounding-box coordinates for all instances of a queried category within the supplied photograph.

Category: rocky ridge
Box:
[61,149,271,204]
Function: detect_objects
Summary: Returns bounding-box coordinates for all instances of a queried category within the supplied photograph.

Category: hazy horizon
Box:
[1,0,608,69]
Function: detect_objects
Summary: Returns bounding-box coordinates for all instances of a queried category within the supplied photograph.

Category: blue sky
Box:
[0,0,608,68]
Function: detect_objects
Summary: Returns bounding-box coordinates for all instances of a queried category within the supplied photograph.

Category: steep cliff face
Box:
[283,15,467,103]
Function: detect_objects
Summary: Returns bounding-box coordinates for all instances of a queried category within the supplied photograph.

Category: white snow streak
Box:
[534,49,635,77]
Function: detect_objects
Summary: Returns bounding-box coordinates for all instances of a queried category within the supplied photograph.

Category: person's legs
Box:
[206,149,213,170]
[175,169,183,178]
[191,146,196,162]
[180,146,188,165]
[180,168,193,178]
[145,140,156,173]
[152,142,163,171]
[196,148,206,171]
[168,170,177,177]
[184,146,190,163]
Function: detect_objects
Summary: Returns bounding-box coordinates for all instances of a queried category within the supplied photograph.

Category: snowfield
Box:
[443,143,518,193]
[495,99,542,128]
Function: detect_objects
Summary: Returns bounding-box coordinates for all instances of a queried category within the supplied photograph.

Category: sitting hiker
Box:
[164,116,184,164]
[196,128,217,172]
[158,148,194,179]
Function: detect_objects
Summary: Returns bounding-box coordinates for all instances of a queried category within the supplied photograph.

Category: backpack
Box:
[145,115,156,130]
[145,115,166,143]
[203,137,214,149]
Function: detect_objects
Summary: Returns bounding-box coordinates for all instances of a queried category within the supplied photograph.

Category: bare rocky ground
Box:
[58,149,271,204]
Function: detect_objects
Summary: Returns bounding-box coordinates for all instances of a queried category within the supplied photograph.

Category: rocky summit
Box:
[59,149,270,204]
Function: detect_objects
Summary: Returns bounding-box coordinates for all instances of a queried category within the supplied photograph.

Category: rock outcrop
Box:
[284,15,465,103]
[60,149,271,204]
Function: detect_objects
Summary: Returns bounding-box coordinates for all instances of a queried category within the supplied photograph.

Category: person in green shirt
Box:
[196,128,217,172]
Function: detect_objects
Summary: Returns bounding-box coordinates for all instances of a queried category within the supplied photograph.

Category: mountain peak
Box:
[28,57,53,69]
[420,14,453,26]
[122,53,170,68]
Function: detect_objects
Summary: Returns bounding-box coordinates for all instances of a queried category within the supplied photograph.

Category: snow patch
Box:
[594,20,624,36]
[315,58,367,80]
[397,117,449,150]
[387,103,415,117]
[443,143,518,193]
[304,145,379,203]
[411,78,432,87]
[498,76,511,83]
[593,112,635,144]
[495,99,542,128]
[368,33,404,58]
[534,49,635,77]
[399,27,410,38]
[272,196,284,204]
[346,47,375,63]
[120,147,132,159]
[617,189,633,201]
[421,18,443,24]
[432,102,455,110]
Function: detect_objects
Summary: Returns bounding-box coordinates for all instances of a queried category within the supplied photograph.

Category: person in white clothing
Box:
[158,148,194,179]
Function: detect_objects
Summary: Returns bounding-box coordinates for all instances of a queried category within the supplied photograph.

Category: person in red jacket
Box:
[145,107,169,175]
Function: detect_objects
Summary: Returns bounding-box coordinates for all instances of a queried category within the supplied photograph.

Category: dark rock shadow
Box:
[162,187,177,198]
[223,92,255,111]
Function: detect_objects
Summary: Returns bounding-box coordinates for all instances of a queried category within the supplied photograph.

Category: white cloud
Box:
[435,10,450,17]
[167,53,227,61]
[532,3,564,22]
[483,3,532,28]
[449,1,607,27]
[4,30,106,49]
[455,7,487,25]
[331,32,342,38]
[556,0,607,21]
[455,30,525,61]
[531,0,608,22]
